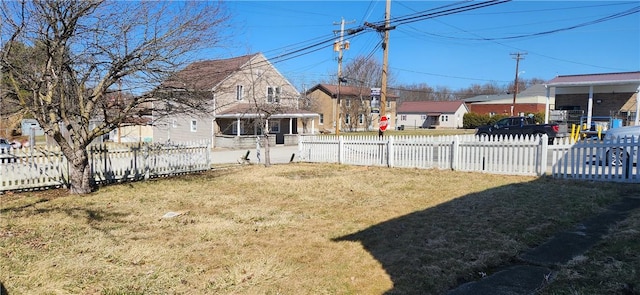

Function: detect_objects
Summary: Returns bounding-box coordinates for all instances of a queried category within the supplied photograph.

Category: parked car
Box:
[602,125,640,166]
[0,138,11,154]
[0,138,14,163]
[475,116,561,144]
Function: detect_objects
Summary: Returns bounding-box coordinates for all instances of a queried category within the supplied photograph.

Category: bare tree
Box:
[0,1,229,194]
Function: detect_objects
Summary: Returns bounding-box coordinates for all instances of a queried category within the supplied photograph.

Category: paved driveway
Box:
[211,145,300,165]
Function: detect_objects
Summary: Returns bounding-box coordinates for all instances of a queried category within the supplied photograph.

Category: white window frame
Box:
[190,119,197,132]
[401,115,407,121]
[270,120,281,133]
[236,85,244,101]
[319,113,324,125]
[345,113,351,125]
[358,113,364,124]
[267,86,281,103]
[421,115,427,120]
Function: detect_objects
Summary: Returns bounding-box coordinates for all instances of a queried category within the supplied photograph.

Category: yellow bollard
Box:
[597,125,602,140]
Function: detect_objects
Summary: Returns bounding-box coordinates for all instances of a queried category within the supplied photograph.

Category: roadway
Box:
[211,145,300,165]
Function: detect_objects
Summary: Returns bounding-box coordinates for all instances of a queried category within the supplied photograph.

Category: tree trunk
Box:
[263,135,271,167]
[67,148,95,194]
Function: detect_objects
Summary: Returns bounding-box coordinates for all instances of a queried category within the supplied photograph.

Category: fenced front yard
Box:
[298,134,640,182]
[0,141,211,192]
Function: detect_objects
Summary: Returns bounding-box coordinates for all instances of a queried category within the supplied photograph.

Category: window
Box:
[319,113,324,124]
[359,114,364,124]
[345,114,351,125]
[346,99,351,107]
[387,100,391,108]
[441,115,448,122]
[421,115,427,120]
[401,115,407,121]
[190,119,197,132]
[267,86,281,103]
[236,85,243,101]
[232,122,244,135]
[270,120,280,133]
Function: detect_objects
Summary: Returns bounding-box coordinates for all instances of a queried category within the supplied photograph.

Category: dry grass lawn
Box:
[1,163,638,294]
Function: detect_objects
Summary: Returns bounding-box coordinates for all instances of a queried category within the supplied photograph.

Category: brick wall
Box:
[468,103,547,115]
[555,92,634,117]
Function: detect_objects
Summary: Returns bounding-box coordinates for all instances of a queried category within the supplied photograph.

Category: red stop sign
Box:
[379,116,388,132]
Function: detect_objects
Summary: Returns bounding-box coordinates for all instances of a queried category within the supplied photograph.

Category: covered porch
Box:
[214,111,319,149]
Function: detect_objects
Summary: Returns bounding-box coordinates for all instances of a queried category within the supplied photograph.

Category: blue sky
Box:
[214,1,640,91]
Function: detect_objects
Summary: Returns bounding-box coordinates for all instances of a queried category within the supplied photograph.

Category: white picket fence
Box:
[0,141,211,192]
[298,135,640,182]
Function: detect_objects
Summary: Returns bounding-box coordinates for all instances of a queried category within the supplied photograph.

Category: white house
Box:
[396,100,468,129]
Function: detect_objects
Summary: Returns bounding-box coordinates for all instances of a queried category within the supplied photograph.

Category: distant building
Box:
[463,84,555,116]
[21,119,45,136]
[396,100,468,129]
[305,84,398,132]
[546,71,640,126]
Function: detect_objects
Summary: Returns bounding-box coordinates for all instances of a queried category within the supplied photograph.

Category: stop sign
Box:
[379,116,388,132]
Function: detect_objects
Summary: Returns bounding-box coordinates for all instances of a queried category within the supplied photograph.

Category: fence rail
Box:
[0,141,211,192]
[298,135,640,182]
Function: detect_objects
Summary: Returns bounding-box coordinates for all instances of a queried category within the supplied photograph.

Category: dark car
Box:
[0,138,11,154]
[475,116,560,144]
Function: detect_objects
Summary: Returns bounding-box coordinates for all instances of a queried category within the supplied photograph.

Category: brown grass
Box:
[0,163,637,294]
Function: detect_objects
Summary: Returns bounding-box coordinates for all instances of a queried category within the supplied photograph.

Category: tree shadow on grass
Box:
[332,177,630,295]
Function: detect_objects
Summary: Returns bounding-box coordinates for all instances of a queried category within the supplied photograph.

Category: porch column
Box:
[635,85,640,126]
[586,85,593,128]
[289,118,293,134]
[311,118,315,134]
[544,85,550,124]
[236,118,241,136]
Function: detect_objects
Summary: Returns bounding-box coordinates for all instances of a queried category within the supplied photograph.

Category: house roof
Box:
[547,71,640,87]
[161,54,258,91]
[307,84,399,100]
[397,100,467,114]
[463,84,555,103]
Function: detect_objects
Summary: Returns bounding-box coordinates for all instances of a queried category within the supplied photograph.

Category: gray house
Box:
[150,53,318,148]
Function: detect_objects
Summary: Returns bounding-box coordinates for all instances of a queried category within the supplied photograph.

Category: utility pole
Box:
[380,0,391,127]
[510,52,526,116]
[333,17,354,136]
[365,0,394,136]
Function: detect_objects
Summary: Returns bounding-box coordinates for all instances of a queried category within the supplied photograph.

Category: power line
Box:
[263,1,513,65]
[425,5,640,41]
[391,66,511,84]
[393,2,638,72]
